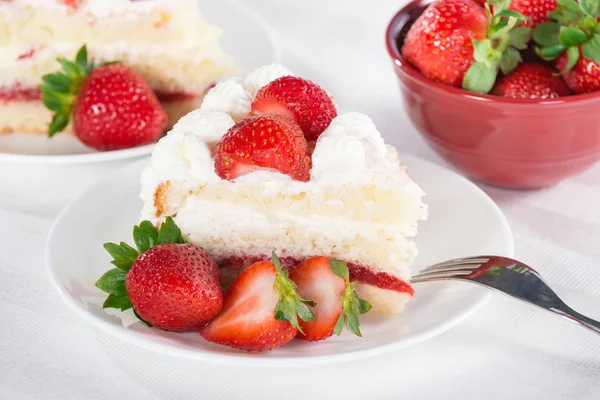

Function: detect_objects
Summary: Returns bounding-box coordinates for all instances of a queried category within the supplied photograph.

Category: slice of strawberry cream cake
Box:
[0,0,235,134]
[140,64,428,314]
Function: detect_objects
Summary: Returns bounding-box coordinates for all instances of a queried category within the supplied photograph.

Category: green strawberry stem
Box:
[330,259,372,337]
[533,0,600,72]
[272,253,316,334]
[463,1,531,94]
[95,217,187,327]
[39,45,93,137]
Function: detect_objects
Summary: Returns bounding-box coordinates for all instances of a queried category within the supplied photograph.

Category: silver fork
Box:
[411,256,600,336]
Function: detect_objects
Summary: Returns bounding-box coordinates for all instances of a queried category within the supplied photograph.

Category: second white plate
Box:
[46,154,513,366]
[0,0,280,164]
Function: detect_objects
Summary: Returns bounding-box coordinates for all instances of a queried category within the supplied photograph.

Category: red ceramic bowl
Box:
[386,0,600,189]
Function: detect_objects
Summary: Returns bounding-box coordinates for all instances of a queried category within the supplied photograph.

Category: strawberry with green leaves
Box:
[402,0,532,94]
[289,256,372,341]
[533,0,600,93]
[40,45,167,150]
[199,253,316,352]
[96,217,223,332]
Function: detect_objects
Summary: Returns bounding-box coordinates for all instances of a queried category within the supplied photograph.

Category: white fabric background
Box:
[1,0,599,398]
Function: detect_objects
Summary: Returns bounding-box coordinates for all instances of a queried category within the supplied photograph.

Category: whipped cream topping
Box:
[142,64,425,209]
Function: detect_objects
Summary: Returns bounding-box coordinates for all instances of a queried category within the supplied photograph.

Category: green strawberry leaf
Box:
[462,62,499,94]
[581,0,600,19]
[75,45,90,75]
[39,44,92,138]
[103,294,132,311]
[345,311,362,337]
[560,45,581,73]
[536,44,567,60]
[95,268,128,297]
[509,27,532,49]
[157,216,187,245]
[488,0,511,13]
[133,221,159,254]
[500,47,523,75]
[356,298,372,315]
[533,22,561,47]
[472,39,494,64]
[329,259,349,281]
[559,26,589,47]
[583,33,600,63]
[495,10,527,21]
[295,299,316,322]
[103,242,139,272]
[333,313,345,336]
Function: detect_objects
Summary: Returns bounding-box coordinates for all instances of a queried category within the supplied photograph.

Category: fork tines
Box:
[411,257,489,282]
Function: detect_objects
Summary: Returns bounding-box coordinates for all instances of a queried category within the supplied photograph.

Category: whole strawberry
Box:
[492,62,571,98]
[402,0,532,93]
[199,253,316,352]
[533,0,600,93]
[40,45,167,150]
[95,217,223,332]
[289,257,371,341]
[251,76,337,141]
[556,51,600,93]
[214,113,311,181]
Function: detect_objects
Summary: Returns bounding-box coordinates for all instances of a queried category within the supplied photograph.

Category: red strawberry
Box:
[199,254,316,352]
[40,45,167,151]
[556,49,600,94]
[252,76,337,141]
[289,257,372,341]
[214,114,311,181]
[532,0,600,94]
[509,0,557,28]
[491,62,570,99]
[95,218,223,332]
[402,0,533,94]
[402,0,488,87]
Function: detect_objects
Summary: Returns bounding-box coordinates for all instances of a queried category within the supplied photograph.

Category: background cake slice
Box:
[140,64,428,314]
[0,0,235,134]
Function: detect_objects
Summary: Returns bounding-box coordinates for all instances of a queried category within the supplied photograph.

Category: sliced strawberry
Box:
[199,253,316,352]
[252,76,337,141]
[289,256,372,341]
[214,114,311,181]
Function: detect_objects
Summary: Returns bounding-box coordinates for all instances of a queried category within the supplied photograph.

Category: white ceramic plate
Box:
[0,0,280,164]
[46,155,513,366]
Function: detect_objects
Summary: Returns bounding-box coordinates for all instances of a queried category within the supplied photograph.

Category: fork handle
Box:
[553,306,600,336]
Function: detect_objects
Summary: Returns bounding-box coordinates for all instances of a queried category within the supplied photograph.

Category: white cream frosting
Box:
[142,63,425,200]
[243,63,294,97]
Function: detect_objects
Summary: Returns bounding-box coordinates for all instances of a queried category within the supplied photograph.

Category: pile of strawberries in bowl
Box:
[386,0,600,189]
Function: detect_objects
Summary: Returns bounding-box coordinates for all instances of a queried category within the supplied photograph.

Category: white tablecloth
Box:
[1,0,599,398]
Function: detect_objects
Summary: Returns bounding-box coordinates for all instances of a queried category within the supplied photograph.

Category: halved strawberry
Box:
[214,114,311,181]
[289,256,372,341]
[251,76,337,141]
[199,253,316,352]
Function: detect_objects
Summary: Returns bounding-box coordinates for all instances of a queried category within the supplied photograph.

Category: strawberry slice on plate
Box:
[199,253,316,352]
[251,76,337,141]
[289,256,372,341]
[214,113,311,181]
